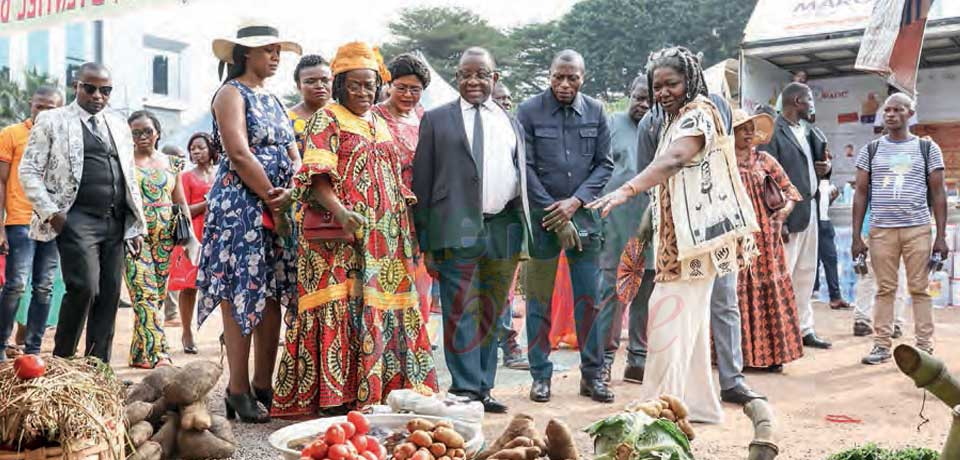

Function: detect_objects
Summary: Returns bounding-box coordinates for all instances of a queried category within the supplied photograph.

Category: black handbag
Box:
[172,206,192,246]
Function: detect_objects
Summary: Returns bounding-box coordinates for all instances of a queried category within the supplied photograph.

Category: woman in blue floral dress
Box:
[197,24,302,424]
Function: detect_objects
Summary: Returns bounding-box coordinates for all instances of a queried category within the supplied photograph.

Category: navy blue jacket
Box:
[518,90,613,239]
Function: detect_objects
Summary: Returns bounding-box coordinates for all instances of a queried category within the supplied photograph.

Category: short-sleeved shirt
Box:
[856,135,944,229]
[0,120,35,226]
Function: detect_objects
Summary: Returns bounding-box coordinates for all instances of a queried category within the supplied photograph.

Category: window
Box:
[27,30,50,75]
[152,55,170,95]
[65,23,88,86]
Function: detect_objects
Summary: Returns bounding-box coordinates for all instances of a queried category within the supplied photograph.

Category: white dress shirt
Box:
[788,120,817,191]
[78,105,109,141]
[460,97,519,214]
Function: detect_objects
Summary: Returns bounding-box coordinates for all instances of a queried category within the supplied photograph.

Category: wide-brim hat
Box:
[213,22,302,64]
[732,109,774,146]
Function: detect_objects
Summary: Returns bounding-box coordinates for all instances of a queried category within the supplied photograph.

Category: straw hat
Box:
[732,109,775,145]
[213,21,302,64]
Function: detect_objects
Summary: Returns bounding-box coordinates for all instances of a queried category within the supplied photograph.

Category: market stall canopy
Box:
[704,58,739,107]
[0,0,187,35]
[741,0,960,78]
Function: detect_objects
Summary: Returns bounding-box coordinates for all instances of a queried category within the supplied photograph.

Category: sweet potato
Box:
[163,360,223,405]
[410,430,433,448]
[150,412,179,457]
[659,394,689,420]
[429,443,447,457]
[129,441,162,460]
[124,401,153,427]
[177,416,236,460]
[489,447,542,460]
[394,442,418,460]
[432,427,464,449]
[545,419,578,460]
[128,421,154,448]
[660,409,677,422]
[124,382,160,404]
[677,418,696,441]
[180,400,212,431]
[477,415,538,460]
[407,418,436,433]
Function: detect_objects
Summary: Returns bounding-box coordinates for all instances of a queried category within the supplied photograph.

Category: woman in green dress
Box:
[126,110,195,369]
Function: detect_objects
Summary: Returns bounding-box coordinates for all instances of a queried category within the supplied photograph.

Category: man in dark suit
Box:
[760,82,833,349]
[412,47,532,414]
[518,50,615,404]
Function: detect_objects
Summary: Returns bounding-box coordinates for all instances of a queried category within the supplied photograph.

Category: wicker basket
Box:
[0,433,123,460]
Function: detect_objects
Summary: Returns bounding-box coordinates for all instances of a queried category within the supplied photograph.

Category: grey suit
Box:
[412,98,531,399]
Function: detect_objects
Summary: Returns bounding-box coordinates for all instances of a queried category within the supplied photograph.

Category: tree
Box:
[382,6,514,84]
[503,21,561,99]
[0,69,60,127]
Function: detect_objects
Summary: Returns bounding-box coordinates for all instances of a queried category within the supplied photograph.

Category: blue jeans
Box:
[0,225,60,358]
[815,218,842,301]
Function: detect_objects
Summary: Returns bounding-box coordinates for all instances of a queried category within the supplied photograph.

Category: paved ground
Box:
[26,300,960,459]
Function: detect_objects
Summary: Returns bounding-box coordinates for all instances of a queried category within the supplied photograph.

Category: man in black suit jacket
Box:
[760,82,833,349]
[412,47,532,414]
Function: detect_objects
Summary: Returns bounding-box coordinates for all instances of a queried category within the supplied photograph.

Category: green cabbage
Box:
[585,412,694,460]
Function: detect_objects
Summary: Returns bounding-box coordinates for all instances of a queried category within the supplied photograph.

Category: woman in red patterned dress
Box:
[168,132,217,354]
[271,42,438,417]
[732,109,804,372]
[372,54,432,321]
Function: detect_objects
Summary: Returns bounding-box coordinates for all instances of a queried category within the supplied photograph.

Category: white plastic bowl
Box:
[268,414,484,460]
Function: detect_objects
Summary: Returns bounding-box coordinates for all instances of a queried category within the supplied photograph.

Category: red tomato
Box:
[13,355,45,380]
[339,422,356,439]
[344,441,359,460]
[347,411,371,435]
[350,435,368,454]
[324,425,346,445]
[361,451,379,460]
[328,444,350,460]
[372,443,387,460]
[303,441,328,460]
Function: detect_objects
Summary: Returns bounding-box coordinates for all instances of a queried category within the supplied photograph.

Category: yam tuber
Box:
[180,400,212,431]
[177,416,236,460]
[489,446,542,460]
[659,394,689,420]
[677,418,696,441]
[128,421,154,449]
[149,397,170,425]
[163,360,223,405]
[431,427,464,449]
[124,401,153,427]
[409,430,433,448]
[150,412,179,457]
[477,414,538,460]
[503,437,534,449]
[124,382,160,405]
[142,366,178,392]
[407,418,436,433]
[545,419,578,460]
[129,441,162,460]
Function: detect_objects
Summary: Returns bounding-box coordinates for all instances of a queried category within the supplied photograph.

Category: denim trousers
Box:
[0,225,60,357]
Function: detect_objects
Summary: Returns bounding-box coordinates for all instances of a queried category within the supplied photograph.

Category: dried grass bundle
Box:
[0,357,123,459]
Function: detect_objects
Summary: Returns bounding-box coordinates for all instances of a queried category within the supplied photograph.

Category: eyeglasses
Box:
[131,128,155,139]
[78,82,113,97]
[392,84,423,97]
[456,70,493,82]
[345,81,377,94]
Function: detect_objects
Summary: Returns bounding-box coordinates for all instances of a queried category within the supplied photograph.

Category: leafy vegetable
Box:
[827,443,938,460]
[585,412,694,460]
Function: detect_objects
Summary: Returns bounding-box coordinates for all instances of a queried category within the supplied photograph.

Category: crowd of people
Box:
[0,21,948,427]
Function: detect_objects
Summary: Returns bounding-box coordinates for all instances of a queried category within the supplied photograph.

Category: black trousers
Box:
[53,208,126,363]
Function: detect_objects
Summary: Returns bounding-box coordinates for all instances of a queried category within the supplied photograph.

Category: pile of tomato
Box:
[300,412,388,460]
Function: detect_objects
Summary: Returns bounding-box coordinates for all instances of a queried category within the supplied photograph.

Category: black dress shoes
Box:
[720,384,766,405]
[802,333,833,349]
[623,365,645,384]
[529,379,551,403]
[481,395,508,414]
[580,378,615,403]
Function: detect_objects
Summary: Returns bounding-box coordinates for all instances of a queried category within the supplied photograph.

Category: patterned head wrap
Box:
[330,42,392,83]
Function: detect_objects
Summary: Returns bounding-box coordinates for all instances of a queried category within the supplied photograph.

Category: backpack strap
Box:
[920,137,933,208]
[865,139,881,207]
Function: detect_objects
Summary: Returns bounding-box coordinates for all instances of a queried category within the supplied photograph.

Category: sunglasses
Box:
[131,128,156,139]
[79,82,113,97]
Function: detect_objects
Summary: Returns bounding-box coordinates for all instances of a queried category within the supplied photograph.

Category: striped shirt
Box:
[856,135,944,229]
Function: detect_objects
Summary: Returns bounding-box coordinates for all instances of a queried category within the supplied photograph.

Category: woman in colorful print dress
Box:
[372,53,432,321]
[197,24,302,423]
[732,109,804,371]
[288,55,333,152]
[167,132,218,355]
[126,110,194,369]
[272,42,438,417]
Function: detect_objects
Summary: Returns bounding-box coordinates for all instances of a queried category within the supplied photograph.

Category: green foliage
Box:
[0,69,60,127]
[382,0,756,101]
[827,443,938,460]
[585,412,694,460]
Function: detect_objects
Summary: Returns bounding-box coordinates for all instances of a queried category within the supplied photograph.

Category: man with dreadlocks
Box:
[589,46,760,423]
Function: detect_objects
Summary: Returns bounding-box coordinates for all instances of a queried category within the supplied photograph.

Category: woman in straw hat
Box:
[196,22,302,423]
[272,42,437,417]
[731,108,804,372]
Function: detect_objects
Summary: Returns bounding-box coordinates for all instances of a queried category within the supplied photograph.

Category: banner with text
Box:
[0,0,183,34]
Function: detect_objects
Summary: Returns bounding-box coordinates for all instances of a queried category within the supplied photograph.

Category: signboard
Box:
[0,0,182,34]
[743,0,960,44]
[740,55,792,114]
